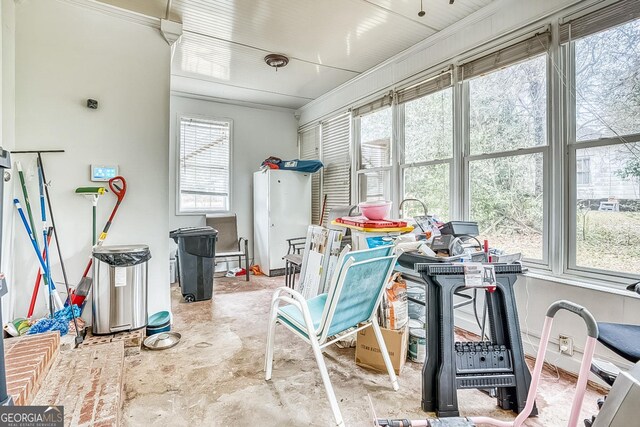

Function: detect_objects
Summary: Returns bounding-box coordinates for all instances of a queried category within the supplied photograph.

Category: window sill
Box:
[523,269,639,298]
[176,211,227,216]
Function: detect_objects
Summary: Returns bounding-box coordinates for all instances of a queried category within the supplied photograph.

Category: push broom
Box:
[75,186,107,246]
[70,176,127,308]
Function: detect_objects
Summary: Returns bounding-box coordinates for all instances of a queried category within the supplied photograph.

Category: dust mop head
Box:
[75,187,107,195]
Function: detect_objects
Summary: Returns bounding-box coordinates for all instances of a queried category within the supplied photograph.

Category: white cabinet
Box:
[253,170,311,276]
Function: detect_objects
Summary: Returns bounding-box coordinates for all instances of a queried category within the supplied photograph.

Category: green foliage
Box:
[617,158,640,180]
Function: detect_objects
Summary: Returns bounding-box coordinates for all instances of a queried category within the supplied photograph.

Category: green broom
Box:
[75,187,107,245]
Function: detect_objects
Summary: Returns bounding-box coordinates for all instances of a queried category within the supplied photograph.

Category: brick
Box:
[3,332,60,406]
[33,342,124,427]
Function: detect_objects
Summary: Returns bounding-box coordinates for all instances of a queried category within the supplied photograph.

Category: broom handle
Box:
[37,154,80,338]
[17,162,39,253]
[28,228,53,318]
[81,176,127,277]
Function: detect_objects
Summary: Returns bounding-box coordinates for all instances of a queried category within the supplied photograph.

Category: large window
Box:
[466,54,547,261]
[357,106,393,202]
[402,85,453,219]
[567,16,640,276]
[295,0,640,287]
[178,117,231,213]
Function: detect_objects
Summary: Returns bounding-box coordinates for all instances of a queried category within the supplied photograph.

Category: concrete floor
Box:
[122,275,604,426]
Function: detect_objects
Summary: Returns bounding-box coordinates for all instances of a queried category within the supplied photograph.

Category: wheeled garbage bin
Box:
[170,227,218,302]
[92,245,151,335]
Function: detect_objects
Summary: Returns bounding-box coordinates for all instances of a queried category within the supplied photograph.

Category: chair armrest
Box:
[270,287,319,335]
[237,237,249,253]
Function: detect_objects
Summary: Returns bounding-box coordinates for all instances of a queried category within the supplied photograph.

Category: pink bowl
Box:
[358,201,392,220]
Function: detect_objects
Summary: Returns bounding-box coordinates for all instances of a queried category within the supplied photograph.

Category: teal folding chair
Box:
[264,245,398,427]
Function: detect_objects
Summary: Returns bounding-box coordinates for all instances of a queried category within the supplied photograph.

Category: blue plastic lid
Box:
[148,311,171,327]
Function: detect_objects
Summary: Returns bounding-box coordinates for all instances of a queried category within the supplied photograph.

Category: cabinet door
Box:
[268,171,311,270]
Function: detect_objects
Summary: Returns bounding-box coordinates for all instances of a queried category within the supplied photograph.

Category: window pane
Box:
[358,170,391,202]
[403,164,449,220]
[469,153,544,260]
[469,55,547,155]
[179,118,230,212]
[575,19,640,141]
[404,88,453,163]
[575,144,640,274]
[360,108,392,169]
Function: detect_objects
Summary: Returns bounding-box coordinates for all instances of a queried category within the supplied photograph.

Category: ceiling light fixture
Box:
[264,54,289,71]
[418,0,425,17]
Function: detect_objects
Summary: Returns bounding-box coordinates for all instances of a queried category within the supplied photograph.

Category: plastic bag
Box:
[93,249,151,267]
[378,273,408,330]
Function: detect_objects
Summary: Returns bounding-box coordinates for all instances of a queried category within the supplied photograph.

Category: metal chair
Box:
[283,237,306,288]
[206,214,250,281]
[265,245,397,427]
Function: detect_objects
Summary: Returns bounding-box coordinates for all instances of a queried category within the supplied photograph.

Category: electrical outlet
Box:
[559,334,574,356]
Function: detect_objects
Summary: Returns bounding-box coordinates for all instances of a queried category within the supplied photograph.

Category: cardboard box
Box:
[355,324,408,375]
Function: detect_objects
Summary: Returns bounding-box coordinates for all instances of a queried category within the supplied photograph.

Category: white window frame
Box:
[399,86,455,220]
[460,53,552,268]
[563,32,640,282]
[176,114,233,215]
[354,106,395,206]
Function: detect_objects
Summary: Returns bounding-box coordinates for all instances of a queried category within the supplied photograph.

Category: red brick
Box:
[3,332,59,406]
[32,342,124,427]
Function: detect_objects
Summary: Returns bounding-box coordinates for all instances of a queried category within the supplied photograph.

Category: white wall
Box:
[1,0,16,322]
[13,0,171,317]
[169,94,299,264]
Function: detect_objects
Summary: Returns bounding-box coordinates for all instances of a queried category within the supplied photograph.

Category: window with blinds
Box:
[299,125,322,224]
[321,113,351,225]
[178,117,231,213]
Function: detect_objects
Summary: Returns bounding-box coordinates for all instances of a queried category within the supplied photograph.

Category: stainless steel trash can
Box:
[92,245,151,335]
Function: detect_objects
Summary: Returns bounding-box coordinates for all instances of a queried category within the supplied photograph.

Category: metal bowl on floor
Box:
[143,332,181,350]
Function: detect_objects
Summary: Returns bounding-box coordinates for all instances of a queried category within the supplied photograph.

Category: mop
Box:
[70,176,127,308]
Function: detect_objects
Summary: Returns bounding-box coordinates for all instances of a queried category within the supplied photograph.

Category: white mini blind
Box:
[458,31,551,81]
[321,113,351,226]
[179,117,230,212]
[352,92,393,117]
[396,72,452,105]
[299,125,322,224]
[560,0,640,44]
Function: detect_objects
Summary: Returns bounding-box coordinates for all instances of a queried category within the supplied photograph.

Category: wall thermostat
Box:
[91,164,119,182]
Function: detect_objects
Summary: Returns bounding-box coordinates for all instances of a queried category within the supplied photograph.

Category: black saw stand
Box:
[417,263,535,418]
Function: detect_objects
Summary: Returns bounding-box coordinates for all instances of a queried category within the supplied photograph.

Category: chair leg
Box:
[371,321,399,391]
[309,335,345,427]
[244,240,250,282]
[264,299,279,379]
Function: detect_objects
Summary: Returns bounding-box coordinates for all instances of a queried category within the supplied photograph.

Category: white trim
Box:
[171,91,297,115]
[524,271,639,297]
[175,114,234,216]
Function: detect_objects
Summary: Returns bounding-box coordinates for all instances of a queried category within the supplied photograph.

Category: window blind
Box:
[320,113,351,226]
[352,92,393,117]
[458,31,551,81]
[396,72,452,105]
[560,0,640,44]
[179,117,230,210]
[299,125,322,224]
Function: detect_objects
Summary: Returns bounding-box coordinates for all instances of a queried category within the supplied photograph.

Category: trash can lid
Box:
[93,244,150,254]
[169,226,218,238]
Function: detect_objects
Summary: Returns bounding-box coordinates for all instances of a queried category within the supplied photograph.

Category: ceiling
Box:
[98,0,495,109]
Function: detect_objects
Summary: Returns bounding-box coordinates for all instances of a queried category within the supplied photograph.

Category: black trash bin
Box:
[170,227,218,302]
